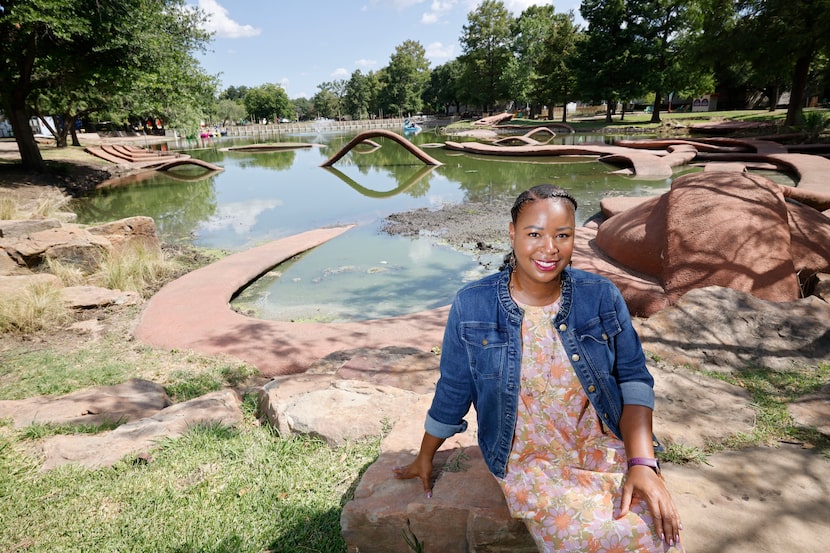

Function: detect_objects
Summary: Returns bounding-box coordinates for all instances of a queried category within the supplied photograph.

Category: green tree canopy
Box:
[459,0,514,112]
[0,0,214,170]
[243,83,292,123]
[380,40,430,116]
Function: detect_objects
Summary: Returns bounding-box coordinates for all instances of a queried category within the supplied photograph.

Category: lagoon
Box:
[75,129,674,322]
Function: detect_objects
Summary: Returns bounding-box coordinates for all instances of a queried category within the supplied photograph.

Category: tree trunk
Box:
[561,99,568,123]
[786,53,813,126]
[5,99,45,172]
[605,102,613,123]
[70,118,81,147]
[620,102,626,121]
[650,91,663,124]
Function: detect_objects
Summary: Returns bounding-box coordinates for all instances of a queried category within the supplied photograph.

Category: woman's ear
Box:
[509,221,515,244]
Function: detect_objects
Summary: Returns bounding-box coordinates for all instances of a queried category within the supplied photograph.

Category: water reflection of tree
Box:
[232,150,298,171]
[74,178,218,243]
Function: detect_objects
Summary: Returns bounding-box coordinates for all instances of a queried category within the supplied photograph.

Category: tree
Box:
[344,70,376,120]
[577,0,640,122]
[243,83,292,123]
[508,4,557,117]
[727,0,830,125]
[0,0,213,171]
[627,0,708,123]
[423,59,465,115]
[459,0,514,112]
[216,99,247,126]
[312,81,345,119]
[533,11,581,122]
[380,40,430,116]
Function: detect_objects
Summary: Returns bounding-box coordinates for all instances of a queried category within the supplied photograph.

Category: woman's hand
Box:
[619,465,683,548]
[392,432,445,498]
[392,455,435,498]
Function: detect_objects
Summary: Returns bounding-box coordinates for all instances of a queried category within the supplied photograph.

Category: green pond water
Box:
[73,129,700,321]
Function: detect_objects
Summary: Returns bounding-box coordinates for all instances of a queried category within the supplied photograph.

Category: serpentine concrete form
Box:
[133,226,449,377]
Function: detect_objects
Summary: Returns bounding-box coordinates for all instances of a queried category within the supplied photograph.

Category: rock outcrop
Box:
[587,171,830,316]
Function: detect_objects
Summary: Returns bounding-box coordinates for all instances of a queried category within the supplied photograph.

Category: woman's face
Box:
[509,197,575,288]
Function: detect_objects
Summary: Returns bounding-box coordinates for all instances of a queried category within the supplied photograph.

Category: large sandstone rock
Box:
[0,379,171,428]
[0,218,61,238]
[661,172,798,303]
[60,285,142,308]
[593,172,830,315]
[39,389,242,470]
[1,224,111,270]
[259,346,440,446]
[635,286,830,373]
[86,216,161,252]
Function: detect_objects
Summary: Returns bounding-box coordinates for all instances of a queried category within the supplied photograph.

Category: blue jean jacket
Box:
[425,267,656,478]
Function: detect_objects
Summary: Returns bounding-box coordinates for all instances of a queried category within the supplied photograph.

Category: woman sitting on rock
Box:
[393,184,683,552]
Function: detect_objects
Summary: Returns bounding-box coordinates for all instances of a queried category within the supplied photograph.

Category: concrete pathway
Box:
[133,226,449,377]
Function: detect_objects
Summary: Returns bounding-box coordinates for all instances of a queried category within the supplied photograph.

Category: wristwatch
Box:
[627,457,661,475]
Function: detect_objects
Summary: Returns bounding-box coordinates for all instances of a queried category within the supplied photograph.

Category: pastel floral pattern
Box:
[498,300,682,552]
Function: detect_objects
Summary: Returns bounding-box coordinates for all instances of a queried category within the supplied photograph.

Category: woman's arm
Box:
[618,404,683,547]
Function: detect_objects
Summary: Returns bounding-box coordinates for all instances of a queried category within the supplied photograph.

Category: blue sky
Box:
[190,0,584,100]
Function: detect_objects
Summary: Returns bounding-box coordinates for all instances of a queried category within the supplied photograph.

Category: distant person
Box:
[394,184,683,552]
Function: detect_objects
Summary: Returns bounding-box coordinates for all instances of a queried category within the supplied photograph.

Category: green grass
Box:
[698,363,830,459]
[0,417,380,552]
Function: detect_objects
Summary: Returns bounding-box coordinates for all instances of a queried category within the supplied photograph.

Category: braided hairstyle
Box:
[501,184,578,271]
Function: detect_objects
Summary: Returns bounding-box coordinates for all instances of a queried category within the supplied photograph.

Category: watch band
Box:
[627,457,661,474]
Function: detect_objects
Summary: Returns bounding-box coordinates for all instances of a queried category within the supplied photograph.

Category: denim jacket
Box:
[425,266,655,478]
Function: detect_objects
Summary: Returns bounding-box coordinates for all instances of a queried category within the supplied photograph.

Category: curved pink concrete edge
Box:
[133,226,449,377]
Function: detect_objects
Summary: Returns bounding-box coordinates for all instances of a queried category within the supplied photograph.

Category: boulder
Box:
[0,379,171,428]
[0,218,61,238]
[39,389,242,470]
[259,346,440,446]
[591,172,830,315]
[662,172,798,303]
[60,285,142,308]
[1,224,110,270]
[87,216,161,252]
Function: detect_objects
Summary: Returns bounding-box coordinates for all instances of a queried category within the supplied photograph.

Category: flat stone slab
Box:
[0,379,170,428]
[38,389,242,470]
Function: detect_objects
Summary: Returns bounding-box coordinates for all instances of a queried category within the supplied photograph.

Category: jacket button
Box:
[588,385,596,393]
[571,354,580,362]
[482,339,488,345]
[601,332,608,340]
[559,323,567,331]
[604,413,609,419]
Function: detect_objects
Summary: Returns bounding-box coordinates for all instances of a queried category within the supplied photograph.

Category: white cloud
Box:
[425,41,454,62]
[198,0,261,39]
[421,0,456,24]
[355,59,378,70]
[331,68,350,79]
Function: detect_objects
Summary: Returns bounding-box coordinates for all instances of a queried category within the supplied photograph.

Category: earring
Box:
[509,251,517,271]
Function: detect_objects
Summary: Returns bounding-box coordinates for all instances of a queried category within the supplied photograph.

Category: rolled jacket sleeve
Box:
[620,380,655,410]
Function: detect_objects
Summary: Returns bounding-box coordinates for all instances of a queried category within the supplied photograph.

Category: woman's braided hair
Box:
[510,184,577,224]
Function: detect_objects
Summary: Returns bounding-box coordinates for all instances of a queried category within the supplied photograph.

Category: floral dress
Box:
[497,299,681,553]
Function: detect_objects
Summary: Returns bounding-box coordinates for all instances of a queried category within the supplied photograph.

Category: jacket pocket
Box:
[460,323,507,379]
[574,312,622,371]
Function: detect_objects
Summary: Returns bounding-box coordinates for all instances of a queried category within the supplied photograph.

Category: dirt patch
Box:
[381,197,515,270]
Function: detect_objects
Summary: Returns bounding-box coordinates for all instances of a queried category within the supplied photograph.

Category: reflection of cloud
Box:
[199,199,282,234]
[407,237,436,264]
[198,0,261,38]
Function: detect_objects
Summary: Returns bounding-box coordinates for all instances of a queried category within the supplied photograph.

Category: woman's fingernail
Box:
[426,490,432,499]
